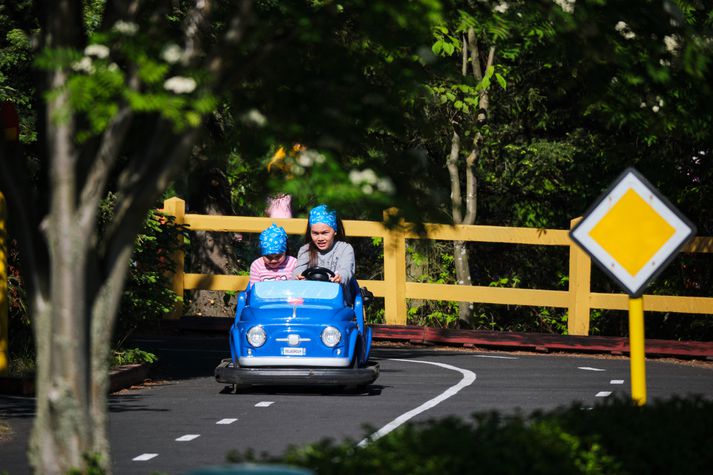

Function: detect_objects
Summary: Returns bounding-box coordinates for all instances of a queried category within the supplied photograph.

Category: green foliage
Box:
[405,241,461,327]
[98,194,185,342]
[2,0,712,345]
[0,0,37,144]
[227,396,713,475]
[111,347,157,366]
[66,452,106,475]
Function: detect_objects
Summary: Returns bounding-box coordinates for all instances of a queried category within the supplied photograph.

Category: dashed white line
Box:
[595,391,612,398]
[133,453,158,462]
[255,401,274,407]
[358,359,476,447]
[473,355,518,360]
[578,366,606,372]
[217,418,238,424]
[610,380,625,385]
[176,434,200,442]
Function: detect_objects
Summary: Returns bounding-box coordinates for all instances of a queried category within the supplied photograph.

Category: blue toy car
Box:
[215,269,379,389]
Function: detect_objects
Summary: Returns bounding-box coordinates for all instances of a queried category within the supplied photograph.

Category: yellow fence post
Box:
[163,197,185,319]
[568,217,591,335]
[0,192,7,375]
[382,210,407,325]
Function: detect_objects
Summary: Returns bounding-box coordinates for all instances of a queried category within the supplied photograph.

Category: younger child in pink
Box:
[249,224,297,283]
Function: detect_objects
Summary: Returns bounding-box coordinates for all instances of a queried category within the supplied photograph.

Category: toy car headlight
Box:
[321,326,341,348]
[246,326,267,347]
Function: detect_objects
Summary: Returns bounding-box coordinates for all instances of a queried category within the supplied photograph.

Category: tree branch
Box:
[77,107,133,238]
[467,27,482,81]
[462,147,478,225]
[446,130,463,224]
[183,0,214,65]
[204,0,254,87]
[478,46,496,124]
[462,33,468,77]
[109,122,198,255]
[100,0,140,31]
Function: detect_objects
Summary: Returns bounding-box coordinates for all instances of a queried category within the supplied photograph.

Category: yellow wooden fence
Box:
[162,197,713,336]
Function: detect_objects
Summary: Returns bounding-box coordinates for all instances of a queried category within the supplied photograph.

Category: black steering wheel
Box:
[301,266,335,282]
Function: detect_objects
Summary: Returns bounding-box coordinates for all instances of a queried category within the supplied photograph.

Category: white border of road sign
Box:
[570,167,696,297]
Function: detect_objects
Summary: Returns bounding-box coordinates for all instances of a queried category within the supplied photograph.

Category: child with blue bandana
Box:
[293,205,355,298]
[249,224,297,283]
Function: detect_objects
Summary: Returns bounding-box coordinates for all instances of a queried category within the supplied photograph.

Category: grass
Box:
[6,355,35,378]
[0,419,12,443]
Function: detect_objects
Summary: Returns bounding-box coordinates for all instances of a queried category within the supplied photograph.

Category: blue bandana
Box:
[309,204,337,231]
[259,224,288,255]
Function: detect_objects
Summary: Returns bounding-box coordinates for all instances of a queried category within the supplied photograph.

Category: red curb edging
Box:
[108,363,152,393]
[372,324,713,359]
[0,363,152,396]
[171,317,713,360]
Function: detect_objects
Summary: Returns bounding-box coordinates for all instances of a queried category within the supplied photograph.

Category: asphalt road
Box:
[1,335,712,475]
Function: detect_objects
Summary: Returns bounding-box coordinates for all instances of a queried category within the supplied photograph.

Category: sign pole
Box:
[628,296,646,405]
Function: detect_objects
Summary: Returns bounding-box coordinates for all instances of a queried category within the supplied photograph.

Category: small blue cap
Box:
[259,224,288,255]
[308,204,337,231]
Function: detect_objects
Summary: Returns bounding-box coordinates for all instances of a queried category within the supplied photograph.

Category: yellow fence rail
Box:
[162,197,713,335]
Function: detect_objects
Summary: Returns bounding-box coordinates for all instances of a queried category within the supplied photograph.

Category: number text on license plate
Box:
[281,347,306,356]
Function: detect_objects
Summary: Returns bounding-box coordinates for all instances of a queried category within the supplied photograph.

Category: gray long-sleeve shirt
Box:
[292,240,355,283]
[293,241,355,302]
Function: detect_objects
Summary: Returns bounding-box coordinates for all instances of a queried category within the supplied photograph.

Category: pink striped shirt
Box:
[249,256,297,284]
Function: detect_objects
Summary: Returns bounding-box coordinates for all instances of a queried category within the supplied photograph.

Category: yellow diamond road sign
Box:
[570,168,695,297]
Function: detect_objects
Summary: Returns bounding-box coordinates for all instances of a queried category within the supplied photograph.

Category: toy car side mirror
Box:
[360,287,374,307]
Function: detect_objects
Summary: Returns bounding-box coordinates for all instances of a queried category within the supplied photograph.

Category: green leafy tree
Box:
[0,1,442,473]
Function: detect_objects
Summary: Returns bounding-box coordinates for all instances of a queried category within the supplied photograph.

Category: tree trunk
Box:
[89,240,134,469]
[446,130,475,324]
[185,167,241,317]
[445,28,493,327]
[28,70,92,473]
[0,2,252,472]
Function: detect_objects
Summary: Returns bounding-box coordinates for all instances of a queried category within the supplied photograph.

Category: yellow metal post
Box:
[568,217,592,335]
[0,192,7,375]
[382,210,407,325]
[628,297,647,405]
[163,197,186,319]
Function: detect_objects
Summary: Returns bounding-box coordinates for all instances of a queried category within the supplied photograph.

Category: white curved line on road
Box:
[357,359,476,447]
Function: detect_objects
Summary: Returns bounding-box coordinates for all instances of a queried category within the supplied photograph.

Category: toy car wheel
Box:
[350,339,364,369]
[302,266,335,282]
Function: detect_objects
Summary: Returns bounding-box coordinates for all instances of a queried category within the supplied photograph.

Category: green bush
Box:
[111,347,158,366]
[99,194,186,342]
[226,396,713,475]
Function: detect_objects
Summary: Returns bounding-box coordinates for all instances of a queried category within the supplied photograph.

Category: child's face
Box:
[262,253,286,269]
[310,223,336,251]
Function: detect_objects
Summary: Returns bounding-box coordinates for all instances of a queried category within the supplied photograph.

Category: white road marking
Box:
[610,380,625,385]
[176,434,200,442]
[595,391,612,397]
[133,453,158,461]
[358,359,476,447]
[578,367,606,372]
[473,355,518,360]
[217,418,238,424]
[255,401,274,407]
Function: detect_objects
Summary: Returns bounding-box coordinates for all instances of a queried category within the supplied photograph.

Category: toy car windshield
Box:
[249,280,344,309]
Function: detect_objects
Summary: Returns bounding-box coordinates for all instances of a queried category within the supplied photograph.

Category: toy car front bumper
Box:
[215,358,379,387]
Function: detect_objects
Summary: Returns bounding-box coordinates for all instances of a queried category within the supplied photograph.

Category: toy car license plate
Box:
[281,347,306,356]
